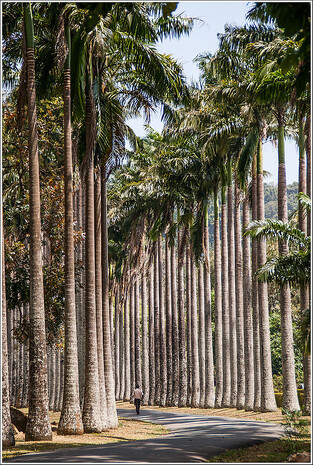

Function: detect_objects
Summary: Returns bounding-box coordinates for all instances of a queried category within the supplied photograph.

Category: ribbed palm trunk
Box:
[154,243,161,404]
[221,183,231,407]
[114,288,120,400]
[135,278,142,387]
[7,306,13,403]
[101,164,118,428]
[198,262,205,408]
[165,234,173,405]
[227,161,237,407]
[257,139,277,412]
[82,86,102,432]
[159,236,167,406]
[2,229,15,446]
[242,194,254,411]
[141,263,149,405]
[24,2,52,441]
[75,183,85,407]
[58,347,64,412]
[148,263,155,405]
[54,345,61,411]
[186,243,192,406]
[171,236,179,407]
[203,205,215,408]
[94,171,107,428]
[178,224,187,407]
[58,20,84,434]
[277,122,300,411]
[301,115,311,415]
[190,252,200,407]
[251,154,261,411]
[130,281,135,399]
[234,181,245,409]
[124,294,131,401]
[119,299,125,401]
[214,189,223,408]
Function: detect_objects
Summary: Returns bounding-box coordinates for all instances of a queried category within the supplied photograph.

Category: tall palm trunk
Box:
[242,194,254,411]
[257,139,277,412]
[135,278,142,387]
[198,262,205,408]
[114,287,120,399]
[154,242,160,404]
[95,171,107,427]
[234,180,245,409]
[178,224,187,407]
[190,251,200,407]
[221,182,231,407]
[214,189,223,408]
[2,224,15,446]
[227,160,237,407]
[251,154,261,411]
[119,297,125,400]
[75,182,85,407]
[58,19,84,434]
[141,262,149,405]
[123,293,131,401]
[82,87,102,431]
[171,234,179,407]
[23,3,52,441]
[186,242,192,406]
[277,120,300,411]
[165,233,173,405]
[130,280,135,398]
[159,236,167,406]
[301,115,311,415]
[148,263,155,405]
[101,163,118,428]
[203,204,215,408]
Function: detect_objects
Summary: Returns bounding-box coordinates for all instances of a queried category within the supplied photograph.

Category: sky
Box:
[127,1,299,185]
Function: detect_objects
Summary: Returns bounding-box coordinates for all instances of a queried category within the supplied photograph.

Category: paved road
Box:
[5,408,285,463]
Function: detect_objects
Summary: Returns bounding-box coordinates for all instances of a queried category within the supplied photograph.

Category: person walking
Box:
[133,384,143,415]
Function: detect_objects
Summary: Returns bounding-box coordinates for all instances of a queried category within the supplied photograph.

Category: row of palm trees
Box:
[2,1,310,448]
[2,1,194,445]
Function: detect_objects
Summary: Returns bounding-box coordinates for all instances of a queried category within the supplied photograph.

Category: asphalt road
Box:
[5,408,285,463]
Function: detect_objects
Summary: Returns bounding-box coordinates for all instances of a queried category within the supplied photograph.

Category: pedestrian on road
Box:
[133,384,143,415]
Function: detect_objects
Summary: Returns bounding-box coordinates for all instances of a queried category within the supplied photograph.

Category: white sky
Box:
[127,1,299,185]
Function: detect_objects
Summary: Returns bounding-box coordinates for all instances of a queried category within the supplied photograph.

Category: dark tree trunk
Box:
[154,243,160,405]
[114,287,120,400]
[123,293,131,401]
[135,278,142,387]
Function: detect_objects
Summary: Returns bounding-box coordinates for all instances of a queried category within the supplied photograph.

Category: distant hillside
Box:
[264,182,299,220]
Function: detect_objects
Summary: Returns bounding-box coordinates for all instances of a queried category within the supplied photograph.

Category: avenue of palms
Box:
[2,0,310,453]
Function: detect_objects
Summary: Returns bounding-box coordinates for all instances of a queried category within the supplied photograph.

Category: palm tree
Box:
[141,256,149,405]
[213,186,223,408]
[242,192,254,411]
[171,227,180,407]
[58,12,83,435]
[227,159,237,407]
[178,221,187,407]
[23,2,52,441]
[165,231,173,405]
[2,221,15,446]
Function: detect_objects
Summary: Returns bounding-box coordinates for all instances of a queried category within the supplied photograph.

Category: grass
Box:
[3,403,311,463]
